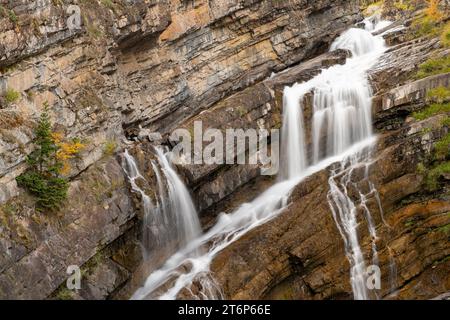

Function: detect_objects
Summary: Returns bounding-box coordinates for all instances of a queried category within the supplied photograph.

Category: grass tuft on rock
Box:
[434,133,450,161]
[412,102,450,120]
[411,15,441,38]
[442,116,450,127]
[426,86,450,103]
[427,86,450,103]
[416,55,450,79]
[425,161,450,190]
[441,21,450,47]
[103,140,117,156]
[3,88,20,105]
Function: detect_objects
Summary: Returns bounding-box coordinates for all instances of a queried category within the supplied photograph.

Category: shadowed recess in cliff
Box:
[130,17,393,300]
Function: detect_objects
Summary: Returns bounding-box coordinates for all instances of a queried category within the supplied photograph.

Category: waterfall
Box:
[153,147,202,248]
[363,13,392,33]
[131,18,391,300]
[327,152,378,300]
[280,23,388,299]
[122,149,156,259]
[322,26,387,300]
[122,148,201,261]
[280,86,308,179]
[387,246,398,297]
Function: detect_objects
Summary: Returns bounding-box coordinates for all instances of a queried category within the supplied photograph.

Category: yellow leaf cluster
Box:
[51,132,85,175]
[426,0,443,21]
[51,132,64,144]
[56,141,85,161]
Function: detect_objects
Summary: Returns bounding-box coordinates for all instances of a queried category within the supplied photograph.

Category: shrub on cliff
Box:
[16,104,75,211]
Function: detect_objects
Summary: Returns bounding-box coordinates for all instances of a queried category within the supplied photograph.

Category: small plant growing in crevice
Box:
[425,0,442,21]
[100,0,116,12]
[103,140,117,157]
[434,132,450,161]
[0,6,18,25]
[417,162,427,175]
[442,116,450,127]
[425,161,450,190]
[83,15,104,40]
[393,0,414,12]
[426,86,450,104]
[412,102,450,120]
[51,0,64,6]
[441,21,450,47]
[2,88,20,105]
[416,55,450,79]
[8,9,17,24]
[0,5,6,17]
[16,103,84,211]
[53,287,74,300]
[52,133,85,175]
[418,132,450,191]
[408,0,446,40]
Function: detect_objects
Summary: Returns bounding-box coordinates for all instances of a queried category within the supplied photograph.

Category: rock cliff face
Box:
[0,0,360,202]
[0,0,362,299]
[0,0,449,300]
[206,13,450,299]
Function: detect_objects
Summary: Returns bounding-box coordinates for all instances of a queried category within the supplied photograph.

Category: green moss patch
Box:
[416,55,450,79]
[425,161,450,190]
[412,102,450,120]
[426,86,450,104]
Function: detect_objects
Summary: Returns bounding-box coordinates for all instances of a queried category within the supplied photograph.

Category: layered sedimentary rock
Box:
[210,109,449,299]
[207,20,450,299]
[0,0,448,300]
[0,0,361,203]
[0,0,362,299]
[0,155,141,299]
[176,49,350,213]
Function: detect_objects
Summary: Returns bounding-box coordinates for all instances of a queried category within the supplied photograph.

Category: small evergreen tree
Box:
[16,103,68,211]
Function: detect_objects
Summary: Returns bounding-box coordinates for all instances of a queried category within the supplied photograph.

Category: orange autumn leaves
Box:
[51,132,85,175]
[425,0,443,22]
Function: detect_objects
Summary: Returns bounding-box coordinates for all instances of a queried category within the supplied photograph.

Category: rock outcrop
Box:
[205,18,450,299]
[0,0,448,300]
[210,109,449,299]
[0,155,141,299]
[0,0,362,299]
[0,0,361,203]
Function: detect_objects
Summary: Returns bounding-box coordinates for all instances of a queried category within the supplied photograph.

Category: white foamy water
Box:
[363,13,392,33]
[131,18,391,300]
[122,148,201,261]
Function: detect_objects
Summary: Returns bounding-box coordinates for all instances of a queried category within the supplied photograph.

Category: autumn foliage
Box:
[425,0,443,21]
[16,103,84,211]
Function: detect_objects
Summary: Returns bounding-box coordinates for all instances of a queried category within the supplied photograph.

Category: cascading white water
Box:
[322,25,387,300]
[282,20,389,299]
[363,13,392,33]
[154,147,202,247]
[327,152,379,300]
[281,87,308,179]
[122,148,201,261]
[131,18,391,300]
[387,246,398,297]
[123,150,157,258]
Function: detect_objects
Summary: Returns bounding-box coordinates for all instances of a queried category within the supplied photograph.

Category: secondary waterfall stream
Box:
[128,18,391,300]
[122,148,201,261]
